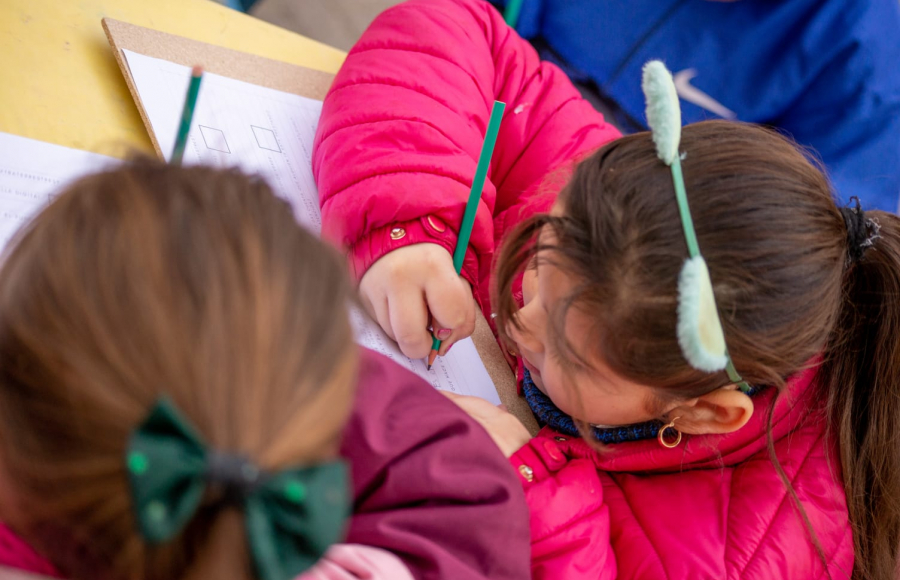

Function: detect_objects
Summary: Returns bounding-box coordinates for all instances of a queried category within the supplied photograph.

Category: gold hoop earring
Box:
[657,417,682,449]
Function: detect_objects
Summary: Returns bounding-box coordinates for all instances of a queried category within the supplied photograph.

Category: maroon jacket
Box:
[341,348,530,580]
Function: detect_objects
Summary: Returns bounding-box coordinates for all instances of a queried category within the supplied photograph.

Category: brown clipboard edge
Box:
[103,18,336,158]
[102,18,538,434]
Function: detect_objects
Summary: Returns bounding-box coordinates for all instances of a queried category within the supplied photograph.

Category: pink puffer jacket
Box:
[313,0,854,578]
[313,0,619,319]
[512,363,852,579]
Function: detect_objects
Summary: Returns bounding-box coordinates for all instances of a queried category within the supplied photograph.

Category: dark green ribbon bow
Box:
[126,397,349,580]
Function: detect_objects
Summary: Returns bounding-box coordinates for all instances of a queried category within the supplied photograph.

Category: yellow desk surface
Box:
[0,0,346,158]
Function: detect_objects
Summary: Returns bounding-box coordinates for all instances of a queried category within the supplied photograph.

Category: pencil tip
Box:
[426,364,432,371]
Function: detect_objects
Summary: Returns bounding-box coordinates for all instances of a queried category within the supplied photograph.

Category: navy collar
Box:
[522,369,760,444]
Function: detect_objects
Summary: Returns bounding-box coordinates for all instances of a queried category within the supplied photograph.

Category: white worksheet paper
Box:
[123,49,501,404]
[0,132,118,252]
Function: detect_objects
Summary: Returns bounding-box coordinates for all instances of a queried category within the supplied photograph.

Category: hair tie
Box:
[126,396,349,580]
[205,450,265,502]
[840,196,881,263]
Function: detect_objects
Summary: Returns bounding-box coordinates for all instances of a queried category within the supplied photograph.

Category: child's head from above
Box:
[0,160,358,580]
[496,120,847,434]
[497,118,900,579]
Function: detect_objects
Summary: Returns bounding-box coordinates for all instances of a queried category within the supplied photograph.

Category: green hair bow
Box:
[642,60,750,393]
[126,397,350,580]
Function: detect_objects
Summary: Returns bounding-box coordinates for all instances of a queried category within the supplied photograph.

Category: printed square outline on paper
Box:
[198,126,231,153]
[251,126,282,153]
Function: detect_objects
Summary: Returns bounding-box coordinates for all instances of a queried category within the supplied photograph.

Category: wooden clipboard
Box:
[102,18,538,434]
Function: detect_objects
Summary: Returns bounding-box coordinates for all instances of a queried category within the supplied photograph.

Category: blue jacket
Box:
[494,0,900,212]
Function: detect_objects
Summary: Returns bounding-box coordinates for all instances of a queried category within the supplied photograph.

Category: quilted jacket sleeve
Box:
[312,0,618,290]
[510,437,617,580]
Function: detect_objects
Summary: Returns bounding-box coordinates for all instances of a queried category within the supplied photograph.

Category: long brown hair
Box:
[494,120,900,579]
[0,160,358,580]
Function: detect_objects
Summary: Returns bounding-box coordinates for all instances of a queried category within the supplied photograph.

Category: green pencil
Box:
[427,100,506,370]
[171,66,203,165]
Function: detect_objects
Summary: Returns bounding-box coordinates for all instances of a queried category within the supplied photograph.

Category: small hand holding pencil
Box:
[427,100,506,369]
[169,68,505,371]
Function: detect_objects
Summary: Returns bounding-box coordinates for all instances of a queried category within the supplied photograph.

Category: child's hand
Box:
[442,392,532,458]
[359,243,476,359]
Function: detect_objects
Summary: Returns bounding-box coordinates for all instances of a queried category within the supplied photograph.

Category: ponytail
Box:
[0,161,358,580]
[823,209,900,580]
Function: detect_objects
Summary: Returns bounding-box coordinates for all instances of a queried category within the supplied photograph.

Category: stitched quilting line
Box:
[333,39,592,199]
[823,524,854,580]
[318,116,470,164]
[347,44,484,100]
[529,479,607,544]
[740,441,819,574]
[613,475,671,580]
[490,94,582,194]
[324,80,467,126]
[323,167,477,212]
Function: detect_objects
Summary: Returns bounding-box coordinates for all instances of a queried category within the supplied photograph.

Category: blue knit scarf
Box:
[522,369,760,444]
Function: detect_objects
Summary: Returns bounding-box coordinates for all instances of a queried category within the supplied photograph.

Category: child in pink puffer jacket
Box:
[313,0,900,578]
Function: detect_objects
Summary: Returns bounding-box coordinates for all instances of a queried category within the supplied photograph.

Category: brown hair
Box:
[0,160,358,580]
[494,120,900,579]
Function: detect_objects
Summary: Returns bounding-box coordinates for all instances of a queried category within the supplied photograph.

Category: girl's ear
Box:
[666,387,754,436]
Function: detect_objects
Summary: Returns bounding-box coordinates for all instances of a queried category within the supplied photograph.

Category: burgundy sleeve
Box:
[339,349,531,580]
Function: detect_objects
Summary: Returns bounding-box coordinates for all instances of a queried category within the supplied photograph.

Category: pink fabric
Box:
[511,364,853,579]
[0,526,58,578]
[312,1,855,578]
[312,0,620,323]
[296,545,413,580]
[0,566,55,580]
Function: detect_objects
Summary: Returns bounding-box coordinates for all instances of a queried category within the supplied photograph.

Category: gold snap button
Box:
[554,436,567,442]
[518,464,534,482]
[390,227,406,240]
[426,216,446,233]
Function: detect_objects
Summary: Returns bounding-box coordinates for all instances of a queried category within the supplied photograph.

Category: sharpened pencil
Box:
[171,66,203,164]
[428,100,506,370]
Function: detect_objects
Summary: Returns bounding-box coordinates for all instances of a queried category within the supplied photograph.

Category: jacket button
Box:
[426,216,446,233]
[554,436,567,442]
[518,464,534,482]
[390,227,406,240]
[543,441,562,461]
